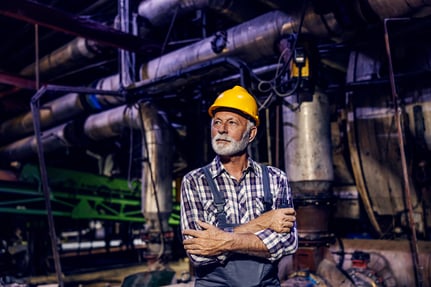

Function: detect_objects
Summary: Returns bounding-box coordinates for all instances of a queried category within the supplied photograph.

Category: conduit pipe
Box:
[0,77,125,145]
[366,0,431,20]
[137,0,224,27]
[18,0,235,82]
[0,8,334,145]
[83,103,173,236]
[138,9,340,82]
[0,123,71,161]
[0,102,174,234]
[20,37,106,79]
[4,2,431,158]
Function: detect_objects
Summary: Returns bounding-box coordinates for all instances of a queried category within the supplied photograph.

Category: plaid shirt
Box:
[180,155,298,266]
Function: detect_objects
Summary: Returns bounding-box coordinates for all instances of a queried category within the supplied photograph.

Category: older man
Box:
[180,85,298,286]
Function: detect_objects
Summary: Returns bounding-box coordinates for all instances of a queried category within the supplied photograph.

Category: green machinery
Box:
[0,164,180,225]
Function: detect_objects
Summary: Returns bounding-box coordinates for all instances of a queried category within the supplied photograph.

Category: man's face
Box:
[211,111,256,156]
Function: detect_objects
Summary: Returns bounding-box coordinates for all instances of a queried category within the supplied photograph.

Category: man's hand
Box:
[183,220,271,258]
[262,208,296,233]
[237,208,296,233]
[182,220,233,256]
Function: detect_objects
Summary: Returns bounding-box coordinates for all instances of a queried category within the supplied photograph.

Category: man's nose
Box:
[216,122,228,133]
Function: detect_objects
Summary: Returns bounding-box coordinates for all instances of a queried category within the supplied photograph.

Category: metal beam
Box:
[0,0,160,53]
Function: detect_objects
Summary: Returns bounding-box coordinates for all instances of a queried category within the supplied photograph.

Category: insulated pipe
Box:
[0,93,83,145]
[20,37,106,79]
[0,78,126,145]
[0,124,71,161]
[366,0,431,20]
[138,10,338,82]
[138,0,259,26]
[138,8,345,83]
[282,90,334,242]
[138,0,214,27]
[83,102,173,239]
[283,90,333,193]
[4,1,431,155]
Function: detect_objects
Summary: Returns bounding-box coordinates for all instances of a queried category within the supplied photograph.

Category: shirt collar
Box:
[209,155,260,177]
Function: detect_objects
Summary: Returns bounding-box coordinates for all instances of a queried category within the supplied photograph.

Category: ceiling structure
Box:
[0,0,430,176]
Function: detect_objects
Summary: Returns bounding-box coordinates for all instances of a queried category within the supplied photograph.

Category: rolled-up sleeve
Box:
[256,166,298,261]
[255,227,298,262]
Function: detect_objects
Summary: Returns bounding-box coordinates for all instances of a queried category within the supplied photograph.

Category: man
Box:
[180,85,298,286]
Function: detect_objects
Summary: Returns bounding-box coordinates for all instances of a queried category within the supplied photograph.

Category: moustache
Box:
[213,134,233,142]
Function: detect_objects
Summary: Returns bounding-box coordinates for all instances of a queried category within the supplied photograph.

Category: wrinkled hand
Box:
[182,220,232,256]
[260,208,296,233]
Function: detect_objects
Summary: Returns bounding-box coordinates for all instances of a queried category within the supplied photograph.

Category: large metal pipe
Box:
[20,37,107,79]
[83,103,173,229]
[366,0,431,20]
[282,90,334,242]
[84,102,174,257]
[138,9,341,82]
[0,79,125,145]
[283,90,334,193]
[0,93,83,145]
[3,1,431,158]
[0,124,71,161]
[138,0,215,27]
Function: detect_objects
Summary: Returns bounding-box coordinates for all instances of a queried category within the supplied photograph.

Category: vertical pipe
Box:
[283,90,334,241]
[384,17,424,287]
[31,87,64,287]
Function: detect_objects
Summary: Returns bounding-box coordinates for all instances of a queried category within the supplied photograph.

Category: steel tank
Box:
[283,90,334,242]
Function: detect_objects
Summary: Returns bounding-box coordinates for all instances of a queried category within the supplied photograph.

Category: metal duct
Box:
[4,1,431,158]
[0,124,71,161]
[18,0,234,83]
[139,11,296,81]
[366,0,431,20]
[0,101,173,259]
[282,90,334,242]
[138,0,261,26]
[0,78,126,145]
[84,102,174,254]
[139,104,173,233]
[283,90,333,193]
[137,7,346,83]
[83,102,173,230]
[138,0,214,26]
[0,93,83,145]
[20,37,106,79]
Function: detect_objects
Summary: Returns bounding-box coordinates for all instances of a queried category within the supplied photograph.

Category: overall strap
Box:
[261,164,273,212]
[203,164,273,228]
[202,166,229,227]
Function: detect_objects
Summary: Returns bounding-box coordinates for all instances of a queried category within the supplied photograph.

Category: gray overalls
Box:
[195,165,281,287]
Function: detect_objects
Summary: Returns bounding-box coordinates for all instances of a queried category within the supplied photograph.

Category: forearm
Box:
[234,208,296,233]
[225,232,270,258]
[234,215,269,233]
[183,221,271,260]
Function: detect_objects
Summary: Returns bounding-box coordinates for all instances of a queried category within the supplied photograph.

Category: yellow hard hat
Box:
[208,85,260,126]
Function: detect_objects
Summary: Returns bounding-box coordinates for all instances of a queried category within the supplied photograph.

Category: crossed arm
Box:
[182,208,296,259]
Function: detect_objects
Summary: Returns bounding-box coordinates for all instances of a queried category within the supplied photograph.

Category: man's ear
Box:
[249,126,257,142]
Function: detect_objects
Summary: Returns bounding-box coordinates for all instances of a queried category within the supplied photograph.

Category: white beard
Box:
[211,131,249,156]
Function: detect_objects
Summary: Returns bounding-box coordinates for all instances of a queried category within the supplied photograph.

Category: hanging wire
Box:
[254,0,308,108]
[153,5,180,79]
